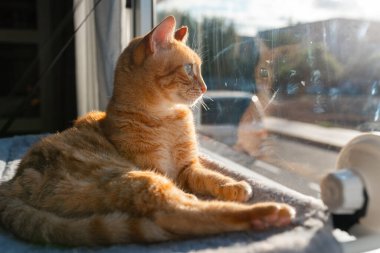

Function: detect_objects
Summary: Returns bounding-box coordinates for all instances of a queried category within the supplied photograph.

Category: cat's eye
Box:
[184,63,194,76]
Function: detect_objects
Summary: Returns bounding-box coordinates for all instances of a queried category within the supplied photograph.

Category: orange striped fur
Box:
[0,16,295,246]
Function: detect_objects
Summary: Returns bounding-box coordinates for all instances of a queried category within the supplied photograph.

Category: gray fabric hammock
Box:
[0,134,342,253]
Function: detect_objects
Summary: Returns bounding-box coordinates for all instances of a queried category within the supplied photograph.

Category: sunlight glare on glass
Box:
[157,0,380,36]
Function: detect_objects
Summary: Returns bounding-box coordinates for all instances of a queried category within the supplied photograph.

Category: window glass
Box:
[156,0,380,197]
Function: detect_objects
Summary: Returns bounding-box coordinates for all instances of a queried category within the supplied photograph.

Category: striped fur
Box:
[0,16,295,246]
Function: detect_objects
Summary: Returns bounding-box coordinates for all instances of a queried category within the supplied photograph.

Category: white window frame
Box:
[133,0,155,36]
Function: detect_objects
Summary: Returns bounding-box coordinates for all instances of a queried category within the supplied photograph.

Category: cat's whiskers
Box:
[199,97,210,111]
[201,102,209,111]
[203,94,214,102]
[190,101,200,110]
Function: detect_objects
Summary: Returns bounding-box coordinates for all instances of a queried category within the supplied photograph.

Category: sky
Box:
[157,0,380,36]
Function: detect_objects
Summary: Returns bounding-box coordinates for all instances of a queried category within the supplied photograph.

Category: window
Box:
[156,0,380,197]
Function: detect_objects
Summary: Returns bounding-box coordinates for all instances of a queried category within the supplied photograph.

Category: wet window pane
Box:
[156,0,380,197]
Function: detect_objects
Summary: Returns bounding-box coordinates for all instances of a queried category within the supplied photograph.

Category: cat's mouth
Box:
[188,94,205,107]
[175,89,203,106]
[186,91,204,105]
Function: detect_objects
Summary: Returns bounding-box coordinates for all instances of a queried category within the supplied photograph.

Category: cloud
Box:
[314,0,358,10]
[157,0,380,36]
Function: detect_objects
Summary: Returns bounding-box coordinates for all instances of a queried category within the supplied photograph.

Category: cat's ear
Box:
[174,26,188,43]
[148,16,176,53]
[132,16,175,65]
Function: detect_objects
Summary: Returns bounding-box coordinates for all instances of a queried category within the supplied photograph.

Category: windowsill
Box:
[198,134,324,198]
[199,116,365,149]
[264,117,364,148]
[198,116,376,198]
[199,142,322,203]
[200,136,378,253]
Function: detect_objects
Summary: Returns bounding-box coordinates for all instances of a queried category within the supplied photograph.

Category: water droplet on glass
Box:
[289,69,297,78]
[370,80,379,96]
[374,104,380,122]
[329,87,340,101]
[311,70,321,85]
[287,83,299,95]
[313,99,326,113]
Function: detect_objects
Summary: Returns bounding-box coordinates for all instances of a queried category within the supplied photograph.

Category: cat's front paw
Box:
[250,203,296,230]
[218,181,253,202]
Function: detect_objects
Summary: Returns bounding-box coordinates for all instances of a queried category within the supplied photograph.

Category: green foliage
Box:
[259,29,301,48]
[272,43,343,94]
[343,50,380,82]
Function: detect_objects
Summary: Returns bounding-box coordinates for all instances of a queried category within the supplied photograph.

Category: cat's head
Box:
[115,16,207,108]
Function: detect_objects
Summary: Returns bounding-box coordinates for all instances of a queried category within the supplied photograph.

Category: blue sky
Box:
[157,0,380,36]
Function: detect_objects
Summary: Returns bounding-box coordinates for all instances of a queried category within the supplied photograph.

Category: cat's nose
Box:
[200,82,207,94]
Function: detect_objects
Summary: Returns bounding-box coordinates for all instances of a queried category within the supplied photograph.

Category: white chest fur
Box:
[154,107,197,179]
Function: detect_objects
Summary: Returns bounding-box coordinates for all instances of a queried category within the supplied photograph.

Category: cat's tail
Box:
[0,191,172,246]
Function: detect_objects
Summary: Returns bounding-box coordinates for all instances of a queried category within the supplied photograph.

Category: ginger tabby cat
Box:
[0,16,295,246]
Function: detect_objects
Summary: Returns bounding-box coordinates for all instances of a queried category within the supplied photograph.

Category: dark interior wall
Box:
[41,0,77,133]
[0,0,77,137]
